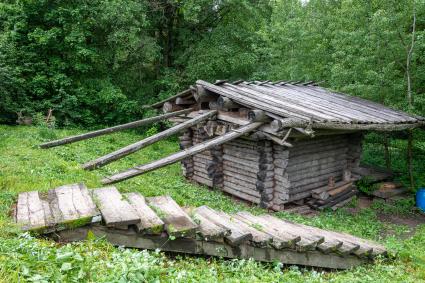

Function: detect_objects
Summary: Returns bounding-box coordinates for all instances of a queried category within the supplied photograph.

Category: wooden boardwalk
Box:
[14,184,387,269]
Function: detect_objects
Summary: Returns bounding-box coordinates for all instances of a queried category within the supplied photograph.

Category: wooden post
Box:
[163,102,184,113]
[101,122,264,184]
[176,97,196,105]
[194,85,218,103]
[39,108,194,148]
[407,129,415,190]
[270,118,307,132]
[217,96,240,110]
[142,89,191,109]
[248,110,269,122]
[82,110,217,170]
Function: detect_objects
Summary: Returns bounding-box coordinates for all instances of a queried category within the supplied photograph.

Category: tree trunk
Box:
[407,129,415,191]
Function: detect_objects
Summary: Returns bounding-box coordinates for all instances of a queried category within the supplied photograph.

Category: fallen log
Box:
[82,110,217,170]
[101,122,264,184]
[39,108,194,148]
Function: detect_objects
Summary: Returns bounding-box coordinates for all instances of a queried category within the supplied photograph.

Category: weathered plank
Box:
[234,212,300,248]
[83,110,217,170]
[194,206,252,245]
[16,191,46,231]
[191,210,231,241]
[216,211,273,248]
[40,108,193,148]
[92,187,140,228]
[125,193,164,234]
[55,225,365,269]
[48,183,100,229]
[259,215,325,250]
[102,122,264,184]
[147,196,198,237]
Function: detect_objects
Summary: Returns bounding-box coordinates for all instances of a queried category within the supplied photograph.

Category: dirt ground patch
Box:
[377,212,425,229]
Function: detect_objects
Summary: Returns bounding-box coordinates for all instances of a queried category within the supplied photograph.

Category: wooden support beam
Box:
[143,89,192,109]
[163,102,184,113]
[271,118,425,132]
[82,110,217,170]
[40,108,194,148]
[271,118,309,131]
[248,110,269,122]
[101,122,264,184]
[176,97,196,105]
[54,225,365,269]
[217,96,240,109]
[194,85,218,102]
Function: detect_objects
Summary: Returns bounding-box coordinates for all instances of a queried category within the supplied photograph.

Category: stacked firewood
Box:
[307,179,358,210]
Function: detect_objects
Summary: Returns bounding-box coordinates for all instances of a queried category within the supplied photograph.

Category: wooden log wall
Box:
[179,130,194,178]
[185,129,363,210]
[222,138,262,204]
[191,127,224,188]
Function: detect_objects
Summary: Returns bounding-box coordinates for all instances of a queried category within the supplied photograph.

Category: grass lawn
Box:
[0,125,424,282]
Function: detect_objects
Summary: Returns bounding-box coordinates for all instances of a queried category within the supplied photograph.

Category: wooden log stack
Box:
[308,180,359,210]
[186,130,363,211]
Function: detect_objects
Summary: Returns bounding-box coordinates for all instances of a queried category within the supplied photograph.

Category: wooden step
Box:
[92,186,140,229]
[194,206,252,246]
[147,196,198,237]
[16,184,101,232]
[125,192,164,234]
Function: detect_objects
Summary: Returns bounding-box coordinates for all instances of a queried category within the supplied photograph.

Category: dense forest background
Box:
[0,0,423,126]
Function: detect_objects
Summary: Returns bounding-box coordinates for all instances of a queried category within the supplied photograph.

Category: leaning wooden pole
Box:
[82,110,218,170]
[101,122,264,184]
[39,108,194,149]
[142,89,192,109]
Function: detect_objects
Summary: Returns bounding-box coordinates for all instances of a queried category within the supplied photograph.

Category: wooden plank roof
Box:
[196,80,424,126]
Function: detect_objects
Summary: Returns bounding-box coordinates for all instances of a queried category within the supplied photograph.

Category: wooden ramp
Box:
[14,184,387,269]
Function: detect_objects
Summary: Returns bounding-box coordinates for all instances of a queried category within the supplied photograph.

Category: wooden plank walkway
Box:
[14,183,387,269]
[16,184,100,232]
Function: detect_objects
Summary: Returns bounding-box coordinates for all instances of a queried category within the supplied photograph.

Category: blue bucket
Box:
[416,188,425,212]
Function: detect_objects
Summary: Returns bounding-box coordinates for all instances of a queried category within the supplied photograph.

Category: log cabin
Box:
[163,80,424,210]
[40,80,425,211]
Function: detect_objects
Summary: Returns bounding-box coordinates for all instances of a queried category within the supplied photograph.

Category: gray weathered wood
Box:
[16,191,46,231]
[191,210,231,241]
[147,196,198,237]
[176,97,196,105]
[221,184,261,204]
[163,102,184,113]
[233,212,299,249]
[92,187,140,228]
[125,193,164,234]
[194,206,252,245]
[40,108,193,148]
[83,110,217,170]
[260,215,325,250]
[47,183,100,229]
[217,96,240,109]
[102,122,264,184]
[144,88,192,109]
[55,225,365,269]
[216,211,273,248]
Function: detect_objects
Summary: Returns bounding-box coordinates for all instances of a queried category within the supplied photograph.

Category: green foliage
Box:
[356,176,378,195]
[0,0,158,126]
